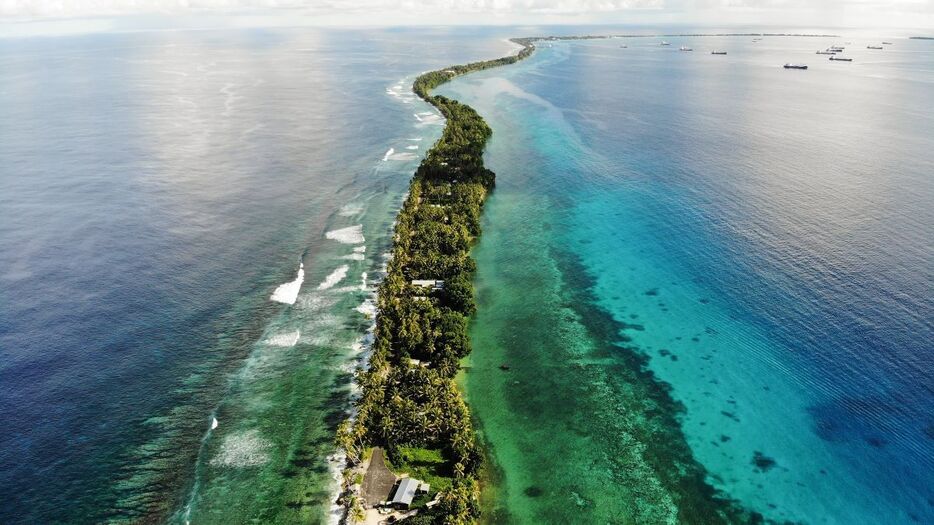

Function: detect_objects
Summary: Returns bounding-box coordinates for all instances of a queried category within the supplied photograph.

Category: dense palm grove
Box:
[336,39,535,524]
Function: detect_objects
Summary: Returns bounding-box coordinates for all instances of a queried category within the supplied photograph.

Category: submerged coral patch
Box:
[752,451,777,472]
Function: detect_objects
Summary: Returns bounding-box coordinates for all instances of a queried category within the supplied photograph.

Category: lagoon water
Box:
[0,28,512,523]
[439,36,934,523]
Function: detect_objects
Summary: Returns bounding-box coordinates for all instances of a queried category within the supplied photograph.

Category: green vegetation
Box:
[336,39,535,524]
[385,446,452,496]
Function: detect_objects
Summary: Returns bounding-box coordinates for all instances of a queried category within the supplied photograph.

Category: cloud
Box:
[0,0,665,17]
[1,0,931,28]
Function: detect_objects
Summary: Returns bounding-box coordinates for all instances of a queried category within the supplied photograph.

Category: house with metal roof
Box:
[390,477,423,509]
[411,279,444,290]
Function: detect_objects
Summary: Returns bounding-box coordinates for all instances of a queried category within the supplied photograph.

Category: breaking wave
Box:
[325,225,364,244]
[269,263,304,304]
[386,151,419,161]
[210,430,272,468]
[264,330,301,347]
[318,265,350,290]
[338,203,364,217]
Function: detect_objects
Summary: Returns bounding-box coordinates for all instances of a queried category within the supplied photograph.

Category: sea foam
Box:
[265,330,301,347]
[210,429,272,468]
[338,203,364,217]
[325,225,364,244]
[270,263,304,304]
[382,148,394,161]
[355,300,376,318]
[326,451,348,525]
[342,246,366,262]
[318,265,350,290]
[387,152,418,161]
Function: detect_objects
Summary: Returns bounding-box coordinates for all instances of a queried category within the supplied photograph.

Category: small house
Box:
[411,279,444,291]
[390,477,422,509]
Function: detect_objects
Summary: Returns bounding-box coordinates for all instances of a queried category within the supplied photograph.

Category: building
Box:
[411,279,444,291]
[390,477,429,509]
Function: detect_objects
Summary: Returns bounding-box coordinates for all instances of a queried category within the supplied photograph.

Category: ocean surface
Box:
[3,27,932,525]
[438,36,934,523]
[0,27,514,523]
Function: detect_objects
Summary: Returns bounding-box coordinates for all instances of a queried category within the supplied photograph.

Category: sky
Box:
[1,1,932,36]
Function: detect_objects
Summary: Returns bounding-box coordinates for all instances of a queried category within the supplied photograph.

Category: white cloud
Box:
[0,0,931,29]
[0,0,665,16]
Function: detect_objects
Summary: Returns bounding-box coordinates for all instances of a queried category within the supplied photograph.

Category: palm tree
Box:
[348,495,366,523]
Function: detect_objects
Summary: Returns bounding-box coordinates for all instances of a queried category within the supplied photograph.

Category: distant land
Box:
[910,36,934,40]
[538,33,839,40]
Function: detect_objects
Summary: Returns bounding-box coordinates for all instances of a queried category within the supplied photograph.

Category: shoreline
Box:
[334,31,848,523]
[333,38,536,523]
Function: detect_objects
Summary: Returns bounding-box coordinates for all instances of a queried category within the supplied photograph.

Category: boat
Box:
[784,63,808,69]
[829,56,853,61]
[816,49,836,54]
[711,50,727,55]
[882,41,893,45]
[830,46,845,51]
[620,45,628,48]
[660,41,671,46]
[867,45,883,49]
[680,46,693,51]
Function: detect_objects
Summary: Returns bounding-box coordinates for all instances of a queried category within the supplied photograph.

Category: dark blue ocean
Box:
[0,27,513,523]
[441,35,934,523]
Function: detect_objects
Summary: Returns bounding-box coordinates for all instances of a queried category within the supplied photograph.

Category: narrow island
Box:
[333,31,845,524]
[334,38,535,524]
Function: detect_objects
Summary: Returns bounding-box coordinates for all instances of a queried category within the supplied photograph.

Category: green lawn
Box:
[385,446,453,501]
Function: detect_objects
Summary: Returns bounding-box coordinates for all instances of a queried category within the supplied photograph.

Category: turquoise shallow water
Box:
[440,36,934,524]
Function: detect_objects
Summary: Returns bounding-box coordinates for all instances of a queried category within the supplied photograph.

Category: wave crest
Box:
[269,263,304,304]
[325,225,364,244]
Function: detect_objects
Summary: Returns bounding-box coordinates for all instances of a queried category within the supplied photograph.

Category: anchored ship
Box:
[784,63,808,70]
